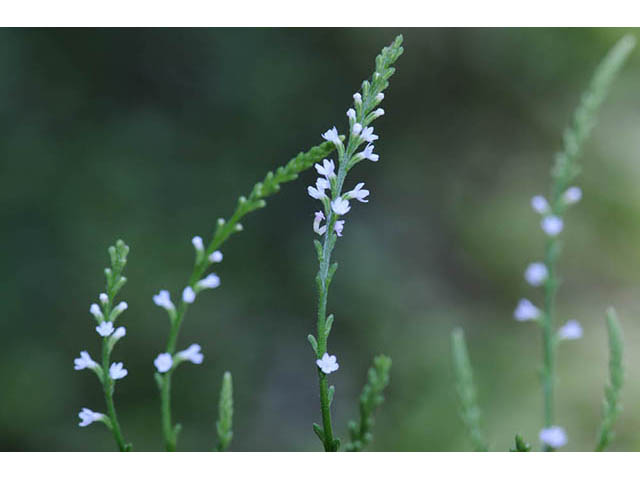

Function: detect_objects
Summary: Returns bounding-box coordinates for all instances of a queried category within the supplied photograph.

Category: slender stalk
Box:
[102,337,127,451]
[156,141,336,451]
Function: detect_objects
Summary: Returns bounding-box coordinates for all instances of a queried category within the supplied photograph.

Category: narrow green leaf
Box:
[215,372,234,452]
[307,334,318,355]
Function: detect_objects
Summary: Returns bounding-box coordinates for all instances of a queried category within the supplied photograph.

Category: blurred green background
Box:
[1,28,640,451]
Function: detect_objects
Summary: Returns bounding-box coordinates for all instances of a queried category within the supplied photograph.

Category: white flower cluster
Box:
[154,344,204,373]
[74,293,130,427]
[530,185,581,237]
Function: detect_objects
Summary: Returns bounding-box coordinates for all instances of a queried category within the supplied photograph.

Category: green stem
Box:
[101,338,127,451]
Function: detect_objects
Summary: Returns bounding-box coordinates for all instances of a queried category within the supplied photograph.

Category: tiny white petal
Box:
[316,177,330,191]
[197,273,220,290]
[321,127,341,146]
[360,144,379,162]
[539,426,567,448]
[531,195,549,214]
[112,326,126,340]
[524,262,548,287]
[316,352,339,374]
[154,353,173,373]
[153,290,175,312]
[360,126,378,143]
[558,320,583,340]
[90,303,103,320]
[563,186,582,205]
[96,321,115,337]
[209,250,223,263]
[334,220,345,237]
[376,92,384,101]
[192,236,204,252]
[346,108,356,120]
[113,301,128,314]
[353,92,362,104]
[313,211,327,235]
[352,123,363,135]
[514,298,541,322]
[315,159,336,179]
[307,185,326,200]
[99,293,108,305]
[177,343,204,365]
[74,351,98,371]
[331,197,351,216]
[109,362,128,380]
[348,182,370,203]
[541,216,564,237]
[78,408,105,427]
[373,108,384,118]
[182,286,196,304]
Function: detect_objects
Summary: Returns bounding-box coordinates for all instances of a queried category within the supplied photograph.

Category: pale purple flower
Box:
[376,92,384,102]
[558,320,583,340]
[313,211,327,235]
[153,290,175,312]
[154,353,173,373]
[353,92,362,104]
[525,262,548,287]
[192,235,204,252]
[315,159,336,179]
[90,303,103,321]
[74,351,98,371]
[360,144,379,162]
[539,426,567,448]
[177,344,204,365]
[96,321,115,337]
[331,197,351,216]
[209,250,223,263]
[352,123,363,135]
[563,186,582,205]
[334,220,345,237]
[346,108,356,121]
[541,216,564,236]
[322,127,341,145]
[531,195,550,214]
[514,298,541,322]
[197,273,220,290]
[316,177,330,191]
[78,408,105,427]
[182,286,196,304]
[112,326,126,340]
[113,301,128,315]
[109,362,128,380]
[316,353,339,374]
[360,126,378,143]
[373,108,384,118]
[307,184,326,200]
[348,183,369,203]
[99,293,108,305]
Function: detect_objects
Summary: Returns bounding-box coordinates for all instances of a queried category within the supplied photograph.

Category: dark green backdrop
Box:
[1,28,640,451]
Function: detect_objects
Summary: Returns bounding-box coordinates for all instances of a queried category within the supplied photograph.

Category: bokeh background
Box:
[2,28,640,451]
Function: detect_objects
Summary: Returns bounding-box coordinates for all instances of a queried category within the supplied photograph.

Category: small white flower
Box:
[112,326,126,340]
[352,123,363,135]
[531,195,550,214]
[376,92,384,101]
[192,236,204,252]
[153,290,175,312]
[524,262,548,287]
[373,108,384,118]
[113,301,128,315]
[331,197,351,216]
[154,353,173,373]
[353,92,362,104]
[541,215,564,237]
[316,352,339,374]
[96,321,115,337]
[322,127,341,146]
[539,426,567,448]
[361,144,379,162]
[197,273,220,290]
[360,126,378,143]
[348,182,369,203]
[316,177,330,191]
[74,351,98,371]
[177,344,204,365]
[563,186,582,205]
[90,303,103,321]
[78,408,105,427]
[183,286,196,304]
[315,159,336,179]
[209,250,223,263]
[558,320,583,340]
[109,362,128,380]
[514,298,541,322]
[313,211,327,235]
[99,293,108,305]
[334,220,345,237]
[307,184,326,200]
[346,108,356,121]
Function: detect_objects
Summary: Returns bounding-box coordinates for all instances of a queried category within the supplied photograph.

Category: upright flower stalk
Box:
[513,35,635,451]
[74,239,132,451]
[306,35,403,452]
[152,140,337,451]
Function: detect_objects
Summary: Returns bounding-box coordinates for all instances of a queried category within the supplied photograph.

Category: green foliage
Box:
[216,371,234,452]
[595,307,624,451]
[345,355,392,452]
[451,328,488,451]
[309,34,403,452]
[551,35,636,203]
[510,434,532,452]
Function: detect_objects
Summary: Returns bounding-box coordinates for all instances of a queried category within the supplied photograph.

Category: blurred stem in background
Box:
[154,141,336,451]
[534,34,635,450]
